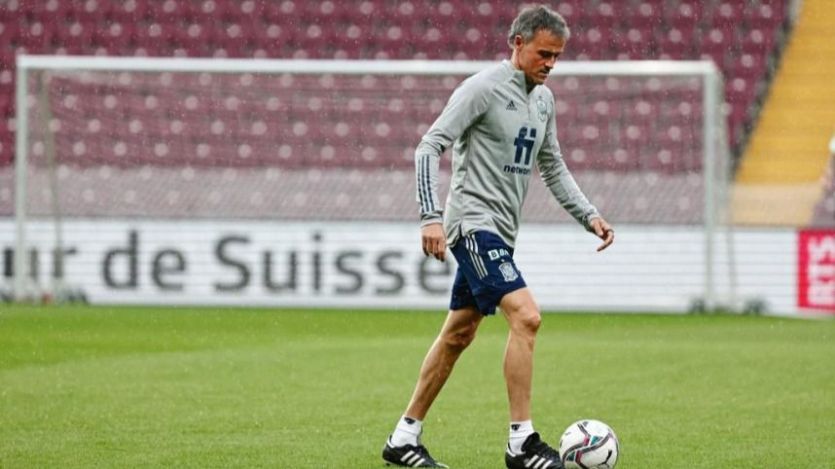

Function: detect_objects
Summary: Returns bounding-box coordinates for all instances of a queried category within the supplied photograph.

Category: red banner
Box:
[798,230,835,312]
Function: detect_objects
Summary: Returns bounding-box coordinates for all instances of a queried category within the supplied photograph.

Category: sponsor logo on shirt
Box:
[504,126,536,175]
[503,164,531,175]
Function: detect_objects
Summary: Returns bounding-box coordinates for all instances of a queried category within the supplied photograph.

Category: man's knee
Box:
[509,304,541,336]
[442,322,478,351]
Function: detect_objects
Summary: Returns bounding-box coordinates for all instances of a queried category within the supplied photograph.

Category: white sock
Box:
[390,416,423,447]
[508,420,535,455]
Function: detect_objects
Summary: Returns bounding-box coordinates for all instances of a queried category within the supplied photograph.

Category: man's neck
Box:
[510,55,536,93]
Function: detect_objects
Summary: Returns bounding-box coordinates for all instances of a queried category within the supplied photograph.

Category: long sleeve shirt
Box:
[416,60,600,248]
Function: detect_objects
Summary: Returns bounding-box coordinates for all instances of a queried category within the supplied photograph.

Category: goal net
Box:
[10,56,734,311]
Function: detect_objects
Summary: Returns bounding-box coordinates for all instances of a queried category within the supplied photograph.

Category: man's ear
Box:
[513,34,524,49]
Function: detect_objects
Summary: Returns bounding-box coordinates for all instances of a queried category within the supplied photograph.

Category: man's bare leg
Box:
[501,288,563,469]
[404,306,483,420]
[500,287,541,422]
[499,287,562,468]
[383,307,482,468]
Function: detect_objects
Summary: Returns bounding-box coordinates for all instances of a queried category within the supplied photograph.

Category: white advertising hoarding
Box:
[0,219,799,315]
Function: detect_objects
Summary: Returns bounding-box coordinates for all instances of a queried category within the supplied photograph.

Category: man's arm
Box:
[537,98,614,251]
[415,77,491,260]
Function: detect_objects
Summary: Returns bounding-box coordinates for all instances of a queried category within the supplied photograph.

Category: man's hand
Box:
[421,223,446,261]
[589,217,615,252]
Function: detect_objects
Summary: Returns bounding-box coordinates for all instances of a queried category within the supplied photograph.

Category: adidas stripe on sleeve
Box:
[414,76,491,227]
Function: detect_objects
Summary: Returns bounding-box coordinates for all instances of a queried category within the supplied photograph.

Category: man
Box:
[382,5,614,469]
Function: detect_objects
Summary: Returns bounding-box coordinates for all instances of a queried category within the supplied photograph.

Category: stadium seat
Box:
[51,21,96,51]
[634,1,664,25]
[554,0,581,23]
[734,53,769,82]
[741,28,775,55]
[747,2,786,29]
[580,2,616,29]
[106,0,148,23]
[145,1,188,23]
[620,27,657,58]
[664,1,701,29]
[710,2,744,28]
[92,22,133,54]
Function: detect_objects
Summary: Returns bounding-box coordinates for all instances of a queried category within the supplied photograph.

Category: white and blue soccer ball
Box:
[558,419,619,469]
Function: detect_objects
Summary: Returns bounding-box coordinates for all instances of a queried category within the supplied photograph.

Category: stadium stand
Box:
[0,0,793,223]
[734,0,835,226]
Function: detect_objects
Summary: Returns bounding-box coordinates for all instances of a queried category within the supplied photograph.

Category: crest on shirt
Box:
[536,95,548,122]
[499,262,519,282]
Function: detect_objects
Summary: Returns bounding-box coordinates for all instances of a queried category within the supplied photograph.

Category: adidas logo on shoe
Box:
[383,438,449,468]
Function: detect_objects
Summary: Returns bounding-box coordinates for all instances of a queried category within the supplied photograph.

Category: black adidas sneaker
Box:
[382,437,449,468]
[505,432,564,469]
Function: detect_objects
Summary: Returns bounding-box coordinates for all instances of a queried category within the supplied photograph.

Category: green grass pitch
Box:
[1,305,834,468]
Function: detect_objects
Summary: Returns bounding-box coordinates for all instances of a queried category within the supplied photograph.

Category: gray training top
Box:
[415,60,600,248]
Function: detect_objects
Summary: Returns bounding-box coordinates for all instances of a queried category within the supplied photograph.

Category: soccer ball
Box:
[558,419,619,469]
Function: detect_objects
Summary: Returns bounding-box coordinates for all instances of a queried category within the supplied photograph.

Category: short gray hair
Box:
[507,4,570,46]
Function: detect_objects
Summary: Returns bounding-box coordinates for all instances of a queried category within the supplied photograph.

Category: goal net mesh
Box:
[12,65,723,226]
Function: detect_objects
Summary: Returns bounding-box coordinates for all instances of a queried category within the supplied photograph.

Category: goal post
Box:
[12,55,734,311]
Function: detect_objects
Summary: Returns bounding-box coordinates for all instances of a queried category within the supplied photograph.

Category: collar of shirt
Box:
[501,60,531,94]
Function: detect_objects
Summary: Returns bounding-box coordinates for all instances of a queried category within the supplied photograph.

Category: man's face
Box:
[513,29,566,87]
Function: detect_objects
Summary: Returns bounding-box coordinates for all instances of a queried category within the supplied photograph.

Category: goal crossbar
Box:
[17,55,718,76]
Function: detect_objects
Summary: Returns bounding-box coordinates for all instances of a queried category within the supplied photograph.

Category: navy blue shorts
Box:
[449,230,527,316]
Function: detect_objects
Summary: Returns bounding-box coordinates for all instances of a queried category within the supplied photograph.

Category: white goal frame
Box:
[13,55,734,311]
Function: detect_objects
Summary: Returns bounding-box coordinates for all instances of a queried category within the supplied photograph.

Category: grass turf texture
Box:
[1,306,833,468]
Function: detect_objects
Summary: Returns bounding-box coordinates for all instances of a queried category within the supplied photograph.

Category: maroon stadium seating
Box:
[0,0,791,170]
